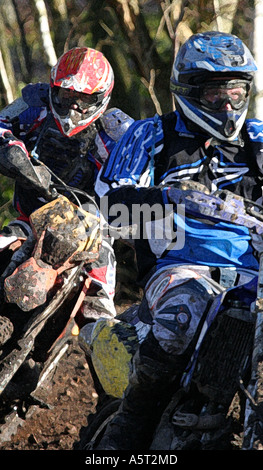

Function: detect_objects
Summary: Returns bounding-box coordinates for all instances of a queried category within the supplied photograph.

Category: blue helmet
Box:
[170,31,257,141]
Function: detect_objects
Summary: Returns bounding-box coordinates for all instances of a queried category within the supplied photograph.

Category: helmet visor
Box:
[200,80,249,111]
[51,86,104,116]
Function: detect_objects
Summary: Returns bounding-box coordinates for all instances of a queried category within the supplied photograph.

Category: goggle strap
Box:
[170,79,200,99]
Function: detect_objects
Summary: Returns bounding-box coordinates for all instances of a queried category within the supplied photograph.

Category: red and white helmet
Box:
[49,47,114,137]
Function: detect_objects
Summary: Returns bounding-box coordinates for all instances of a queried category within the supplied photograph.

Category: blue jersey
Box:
[96,111,263,279]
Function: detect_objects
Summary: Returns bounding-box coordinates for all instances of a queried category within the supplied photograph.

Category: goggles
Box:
[171,78,250,111]
[200,80,249,111]
[52,86,104,114]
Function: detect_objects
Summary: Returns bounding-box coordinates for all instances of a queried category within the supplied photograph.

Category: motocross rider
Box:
[0,47,133,342]
[94,32,263,449]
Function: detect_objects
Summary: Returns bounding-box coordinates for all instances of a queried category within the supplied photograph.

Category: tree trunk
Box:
[32,0,57,66]
[48,0,70,56]
[0,9,16,104]
[10,0,32,82]
[0,49,14,104]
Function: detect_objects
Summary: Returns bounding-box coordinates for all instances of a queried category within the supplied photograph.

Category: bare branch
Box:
[141,69,162,115]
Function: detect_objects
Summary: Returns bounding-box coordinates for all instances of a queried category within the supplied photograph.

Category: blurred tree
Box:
[0,7,17,104]
[10,0,32,83]
[48,0,70,56]
[31,0,57,66]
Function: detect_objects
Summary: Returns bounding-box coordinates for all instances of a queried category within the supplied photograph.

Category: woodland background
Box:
[0,0,261,226]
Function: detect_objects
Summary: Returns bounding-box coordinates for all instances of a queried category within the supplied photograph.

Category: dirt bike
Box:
[0,183,101,445]
[75,183,263,451]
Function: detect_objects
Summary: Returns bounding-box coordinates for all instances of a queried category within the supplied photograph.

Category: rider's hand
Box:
[33,165,57,200]
[0,129,30,165]
[0,130,57,199]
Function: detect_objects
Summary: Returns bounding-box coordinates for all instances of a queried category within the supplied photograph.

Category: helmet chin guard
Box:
[175,94,249,142]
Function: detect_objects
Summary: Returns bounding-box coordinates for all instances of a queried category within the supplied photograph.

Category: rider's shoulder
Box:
[100,107,134,141]
[21,82,49,107]
[0,83,49,125]
[245,118,263,142]
[0,83,49,120]
[0,96,29,121]
[101,109,165,143]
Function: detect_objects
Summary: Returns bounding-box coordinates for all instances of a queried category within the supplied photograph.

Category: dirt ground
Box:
[0,319,249,455]
[0,243,141,453]
[0,338,97,451]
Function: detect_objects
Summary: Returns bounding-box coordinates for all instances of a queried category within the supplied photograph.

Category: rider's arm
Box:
[95,116,168,215]
[0,88,52,196]
[0,126,52,196]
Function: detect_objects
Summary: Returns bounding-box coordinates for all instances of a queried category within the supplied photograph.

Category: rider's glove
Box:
[0,129,30,170]
[0,130,55,199]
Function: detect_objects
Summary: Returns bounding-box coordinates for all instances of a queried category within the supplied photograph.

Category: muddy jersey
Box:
[0,82,133,217]
[96,111,263,280]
